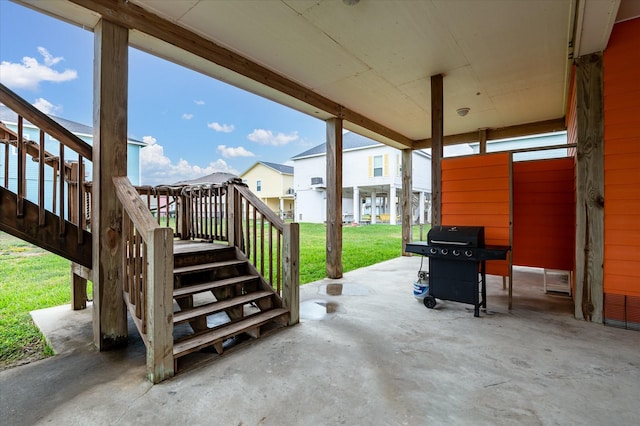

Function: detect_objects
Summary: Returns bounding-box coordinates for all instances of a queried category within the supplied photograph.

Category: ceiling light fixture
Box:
[456,107,470,117]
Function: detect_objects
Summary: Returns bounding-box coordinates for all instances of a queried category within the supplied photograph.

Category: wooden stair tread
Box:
[173,242,230,255]
[173,308,289,357]
[173,259,245,275]
[173,290,274,324]
[173,275,259,298]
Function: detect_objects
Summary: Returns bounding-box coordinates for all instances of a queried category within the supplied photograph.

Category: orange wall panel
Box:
[441,153,511,277]
[513,158,575,271]
[603,18,640,303]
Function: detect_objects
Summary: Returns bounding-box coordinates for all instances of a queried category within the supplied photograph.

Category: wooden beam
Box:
[413,117,567,149]
[574,53,604,323]
[92,18,129,350]
[326,118,343,279]
[430,74,443,227]
[68,0,413,149]
[401,149,412,255]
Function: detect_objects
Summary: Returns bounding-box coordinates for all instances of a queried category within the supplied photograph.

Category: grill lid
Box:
[427,226,485,248]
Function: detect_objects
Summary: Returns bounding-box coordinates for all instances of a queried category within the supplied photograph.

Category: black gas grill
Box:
[405,226,510,317]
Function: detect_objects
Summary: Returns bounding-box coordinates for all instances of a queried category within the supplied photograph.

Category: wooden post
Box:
[227,184,242,248]
[177,195,189,239]
[283,222,299,325]
[146,227,174,383]
[326,118,343,278]
[479,128,488,154]
[68,162,87,310]
[401,148,412,255]
[92,19,129,350]
[574,53,604,323]
[71,262,90,310]
[431,74,444,227]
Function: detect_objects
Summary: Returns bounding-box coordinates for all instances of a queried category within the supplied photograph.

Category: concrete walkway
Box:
[1,256,639,425]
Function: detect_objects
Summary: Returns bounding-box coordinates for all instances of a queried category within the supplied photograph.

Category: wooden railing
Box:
[179,183,228,242]
[228,180,299,324]
[0,83,93,281]
[113,176,174,383]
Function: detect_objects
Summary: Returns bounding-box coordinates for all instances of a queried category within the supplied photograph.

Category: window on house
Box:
[256,180,262,191]
[373,155,383,177]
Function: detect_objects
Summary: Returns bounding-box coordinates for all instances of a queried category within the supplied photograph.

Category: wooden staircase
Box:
[171,242,290,370]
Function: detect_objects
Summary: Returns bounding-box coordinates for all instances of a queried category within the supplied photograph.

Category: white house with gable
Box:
[292,132,432,224]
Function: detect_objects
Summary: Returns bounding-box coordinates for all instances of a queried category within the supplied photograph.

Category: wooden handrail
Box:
[113,177,162,239]
[227,180,299,325]
[113,176,174,383]
[235,184,285,231]
[0,83,92,160]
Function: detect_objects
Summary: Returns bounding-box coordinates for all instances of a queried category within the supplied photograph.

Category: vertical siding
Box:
[603,18,640,298]
[603,18,640,329]
[512,158,575,270]
[441,153,511,276]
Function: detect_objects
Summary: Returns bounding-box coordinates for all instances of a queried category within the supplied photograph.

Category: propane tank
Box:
[413,270,429,300]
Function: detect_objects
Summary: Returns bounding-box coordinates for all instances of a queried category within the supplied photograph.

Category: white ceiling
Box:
[17,0,631,147]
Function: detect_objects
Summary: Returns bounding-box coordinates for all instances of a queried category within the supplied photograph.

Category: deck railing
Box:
[0,83,92,243]
[228,180,299,324]
[113,176,174,383]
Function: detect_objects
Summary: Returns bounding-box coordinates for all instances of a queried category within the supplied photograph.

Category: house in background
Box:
[0,104,145,214]
[240,161,294,219]
[292,132,431,224]
[469,131,569,161]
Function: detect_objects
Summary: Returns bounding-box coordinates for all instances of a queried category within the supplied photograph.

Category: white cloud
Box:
[38,47,63,66]
[182,113,194,120]
[194,100,205,106]
[248,129,298,146]
[140,135,238,186]
[32,98,62,115]
[207,122,235,133]
[0,47,77,90]
[217,145,255,158]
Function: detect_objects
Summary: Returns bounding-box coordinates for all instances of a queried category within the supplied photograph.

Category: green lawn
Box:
[0,223,428,369]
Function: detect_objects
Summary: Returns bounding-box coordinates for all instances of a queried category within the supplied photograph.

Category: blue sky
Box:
[0,1,326,185]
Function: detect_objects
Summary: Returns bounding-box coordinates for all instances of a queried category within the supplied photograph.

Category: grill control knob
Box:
[440,248,449,255]
[464,250,473,257]
[429,248,438,255]
[452,249,460,256]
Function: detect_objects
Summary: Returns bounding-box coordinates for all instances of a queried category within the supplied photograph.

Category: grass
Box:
[0,234,69,369]
[0,222,428,369]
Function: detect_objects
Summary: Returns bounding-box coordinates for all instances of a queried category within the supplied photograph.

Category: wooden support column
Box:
[479,128,488,154]
[92,19,129,350]
[574,53,604,323]
[402,148,412,255]
[326,118,343,279]
[283,222,300,325]
[431,74,444,226]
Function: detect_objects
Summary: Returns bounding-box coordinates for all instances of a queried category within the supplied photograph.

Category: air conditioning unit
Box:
[311,177,323,185]
[286,188,295,195]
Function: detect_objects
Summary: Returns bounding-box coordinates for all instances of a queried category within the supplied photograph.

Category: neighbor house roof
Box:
[260,161,293,174]
[0,104,145,146]
[173,172,237,185]
[240,161,293,176]
[291,132,380,160]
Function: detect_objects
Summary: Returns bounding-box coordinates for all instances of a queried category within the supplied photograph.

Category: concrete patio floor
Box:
[2,255,639,425]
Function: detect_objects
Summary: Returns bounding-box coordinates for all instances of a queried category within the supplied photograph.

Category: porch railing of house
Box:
[113,176,174,383]
[0,83,92,267]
